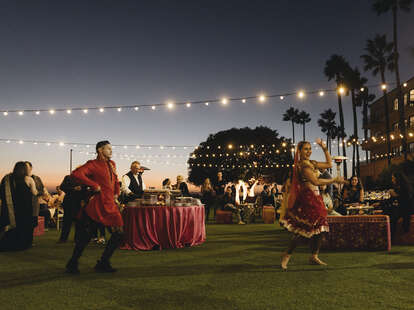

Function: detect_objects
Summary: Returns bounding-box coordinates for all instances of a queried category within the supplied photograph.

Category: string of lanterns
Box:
[0,82,401,117]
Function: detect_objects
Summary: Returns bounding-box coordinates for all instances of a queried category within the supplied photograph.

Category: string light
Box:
[381,84,387,90]
[0,83,398,117]
[258,95,266,102]
[66,109,72,114]
[338,87,345,95]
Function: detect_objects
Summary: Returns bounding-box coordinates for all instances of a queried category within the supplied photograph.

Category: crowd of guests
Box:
[198,172,281,224]
[1,158,413,253]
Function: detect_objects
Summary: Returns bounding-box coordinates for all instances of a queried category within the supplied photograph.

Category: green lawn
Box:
[1,224,413,310]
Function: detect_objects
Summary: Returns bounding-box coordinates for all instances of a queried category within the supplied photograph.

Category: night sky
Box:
[0,0,413,189]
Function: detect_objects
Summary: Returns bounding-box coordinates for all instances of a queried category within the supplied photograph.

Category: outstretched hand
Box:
[315,138,326,149]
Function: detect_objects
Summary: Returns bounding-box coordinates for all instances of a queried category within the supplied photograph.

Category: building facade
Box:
[360,76,414,182]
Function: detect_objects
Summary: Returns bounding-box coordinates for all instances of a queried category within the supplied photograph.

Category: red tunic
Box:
[71,159,123,227]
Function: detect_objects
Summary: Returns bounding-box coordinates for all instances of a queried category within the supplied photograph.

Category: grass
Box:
[1,223,414,310]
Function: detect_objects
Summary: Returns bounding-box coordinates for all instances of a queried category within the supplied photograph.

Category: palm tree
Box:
[361,34,394,166]
[324,54,350,178]
[318,109,337,153]
[297,110,311,140]
[344,67,367,176]
[355,89,376,164]
[373,0,413,160]
[347,134,359,176]
[283,107,300,144]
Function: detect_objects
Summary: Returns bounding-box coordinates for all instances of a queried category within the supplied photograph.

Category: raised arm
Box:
[302,164,342,187]
[313,139,332,170]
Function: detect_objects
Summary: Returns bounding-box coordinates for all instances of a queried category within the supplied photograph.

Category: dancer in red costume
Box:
[279,139,345,270]
[66,140,124,274]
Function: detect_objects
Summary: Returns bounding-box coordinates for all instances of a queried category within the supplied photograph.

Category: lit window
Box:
[410,116,414,128]
[404,94,408,106]
[410,143,414,153]
[394,98,399,111]
[393,122,398,131]
[410,89,414,103]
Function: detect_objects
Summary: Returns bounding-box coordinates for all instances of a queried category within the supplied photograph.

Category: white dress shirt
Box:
[121,173,146,195]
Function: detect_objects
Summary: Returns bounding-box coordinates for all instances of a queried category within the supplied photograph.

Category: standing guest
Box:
[57,175,88,243]
[162,178,172,190]
[176,175,190,197]
[261,185,273,206]
[25,161,49,229]
[121,161,146,203]
[389,171,414,238]
[221,186,245,224]
[270,186,279,209]
[279,139,345,270]
[245,178,258,203]
[213,172,227,217]
[201,178,216,222]
[0,162,38,251]
[65,140,124,274]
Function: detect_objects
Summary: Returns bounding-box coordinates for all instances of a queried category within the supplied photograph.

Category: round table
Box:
[121,205,206,251]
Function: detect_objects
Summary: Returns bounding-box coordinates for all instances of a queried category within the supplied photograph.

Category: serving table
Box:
[121,205,206,251]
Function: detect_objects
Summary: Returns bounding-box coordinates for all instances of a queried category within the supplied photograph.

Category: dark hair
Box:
[263,185,268,190]
[25,161,32,168]
[162,178,170,186]
[13,161,28,183]
[96,140,110,152]
[348,175,363,191]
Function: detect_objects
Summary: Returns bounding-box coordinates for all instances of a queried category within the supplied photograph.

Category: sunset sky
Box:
[0,1,413,191]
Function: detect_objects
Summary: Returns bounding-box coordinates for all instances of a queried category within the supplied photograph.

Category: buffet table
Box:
[321,215,391,251]
[121,205,206,251]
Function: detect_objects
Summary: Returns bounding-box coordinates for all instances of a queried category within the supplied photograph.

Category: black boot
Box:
[94,259,117,273]
[65,259,80,274]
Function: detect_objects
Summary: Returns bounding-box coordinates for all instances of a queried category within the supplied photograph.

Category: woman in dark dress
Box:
[389,171,413,238]
[0,162,38,251]
[201,178,216,223]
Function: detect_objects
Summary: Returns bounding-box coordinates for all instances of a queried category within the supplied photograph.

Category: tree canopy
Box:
[187,126,293,186]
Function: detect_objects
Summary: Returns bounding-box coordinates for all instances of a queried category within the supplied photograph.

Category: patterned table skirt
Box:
[321,215,391,251]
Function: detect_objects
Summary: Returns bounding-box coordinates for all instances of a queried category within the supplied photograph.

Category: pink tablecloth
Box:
[121,205,206,251]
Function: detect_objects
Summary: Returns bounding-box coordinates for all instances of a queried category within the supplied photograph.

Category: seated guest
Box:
[222,186,245,225]
[162,178,172,190]
[175,175,190,197]
[38,191,52,230]
[342,176,364,204]
[49,186,65,209]
[121,161,146,202]
[389,171,413,238]
[320,185,342,216]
